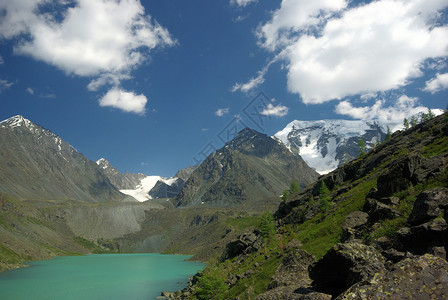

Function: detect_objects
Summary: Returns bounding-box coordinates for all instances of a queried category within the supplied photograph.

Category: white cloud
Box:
[0,55,4,65]
[0,0,174,111]
[257,0,347,51]
[0,79,13,92]
[215,108,230,117]
[253,0,448,104]
[260,103,289,117]
[99,88,147,115]
[335,95,443,131]
[230,0,258,8]
[423,73,448,94]
[231,74,265,93]
[26,87,34,94]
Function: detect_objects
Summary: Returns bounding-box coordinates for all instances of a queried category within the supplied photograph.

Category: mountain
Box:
[96,158,146,190]
[174,165,199,181]
[0,115,128,203]
[177,113,448,299]
[96,158,185,202]
[176,128,319,207]
[274,119,386,174]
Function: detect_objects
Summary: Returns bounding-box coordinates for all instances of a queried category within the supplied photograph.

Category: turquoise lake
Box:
[0,254,204,300]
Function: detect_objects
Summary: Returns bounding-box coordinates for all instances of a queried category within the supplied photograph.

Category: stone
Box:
[267,249,315,290]
[398,218,448,254]
[407,188,448,226]
[309,242,386,297]
[336,254,448,299]
[221,230,262,261]
[363,198,400,223]
[342,211,369,230]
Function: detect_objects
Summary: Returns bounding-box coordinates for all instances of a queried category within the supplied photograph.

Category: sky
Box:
[0,0,447,177]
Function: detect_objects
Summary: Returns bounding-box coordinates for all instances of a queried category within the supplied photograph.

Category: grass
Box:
[423,136,448,158]
[295,178,377,258]
[225,215,262,231]
[73,236,109,254]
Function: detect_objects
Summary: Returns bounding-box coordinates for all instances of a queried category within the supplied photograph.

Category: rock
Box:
[285,239,302,250]
[430,246,447,260]
[160,291,175,299]
[378,196,400,206]
[363,198,400,223]
[373,236,393,250]
[336,254,448,299]
[407,188,448,226]
[221,230,262,261]
[376,153,424,197]
[256,287,332,300]
[381,248,406,263]
[398,218,448,254]
[309,242,386,297]
[342,211,369,230]
[341,211,369,241]
[267,249,315,290]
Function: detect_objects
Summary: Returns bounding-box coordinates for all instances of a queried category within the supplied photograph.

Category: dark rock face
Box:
[337,254,448,299]
[398,218,448,254]
[149,179,185,199]
[407,187,448,225]
[221,230,262,261]
[363,198,400,223]
[309,242,386,297]
[96,158,146,190]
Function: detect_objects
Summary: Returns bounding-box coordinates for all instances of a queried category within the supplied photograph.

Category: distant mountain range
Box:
[0,115,129,203]
[176,128,319,207]
[274,119,386,174]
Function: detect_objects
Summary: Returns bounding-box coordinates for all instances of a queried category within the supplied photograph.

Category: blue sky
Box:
[0,0,447,177]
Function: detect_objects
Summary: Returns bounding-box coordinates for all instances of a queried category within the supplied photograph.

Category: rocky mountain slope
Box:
[274,119,386,174]
[0,116,128,203]
[97,158,186,201]
[96,158,146,190]
[175,112,448,299]
[176,128,319,207]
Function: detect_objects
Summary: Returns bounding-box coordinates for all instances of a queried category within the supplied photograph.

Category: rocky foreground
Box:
[168,113,448,299]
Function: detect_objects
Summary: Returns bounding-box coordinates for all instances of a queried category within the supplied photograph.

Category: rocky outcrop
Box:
[407,187,448,225]
[337,254,448,299]
[221,230,262,261]
[309,242,386,297]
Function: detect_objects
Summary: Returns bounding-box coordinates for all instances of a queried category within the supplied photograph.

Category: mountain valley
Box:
[0,113,447,299]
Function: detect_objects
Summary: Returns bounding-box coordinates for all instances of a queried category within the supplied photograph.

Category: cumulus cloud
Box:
[335,95,443,131]
[0,0,175,113]
[260,103,289,117]
[215,108,230,117]
[99,88,147,115]
[26,87,34,95]
[423,73,448,94]
[230,0,258,8]
[244,0,448,104]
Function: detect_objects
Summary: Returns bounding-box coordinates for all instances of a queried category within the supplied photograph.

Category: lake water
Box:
[0,254,204,300]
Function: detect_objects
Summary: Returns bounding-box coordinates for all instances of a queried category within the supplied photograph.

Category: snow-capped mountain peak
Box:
[0,115,36,130]
[274,119,386,174]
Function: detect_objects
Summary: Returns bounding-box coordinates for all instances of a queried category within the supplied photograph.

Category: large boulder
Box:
[267,249,315,290]
[309,242,386,297]
[407,188,448,226]
[376,153,424,197]
[363,198,400,223]
[341,211,369,241]
[398,218,448,254]
[336,254,448,299]
[220,230,262,261]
